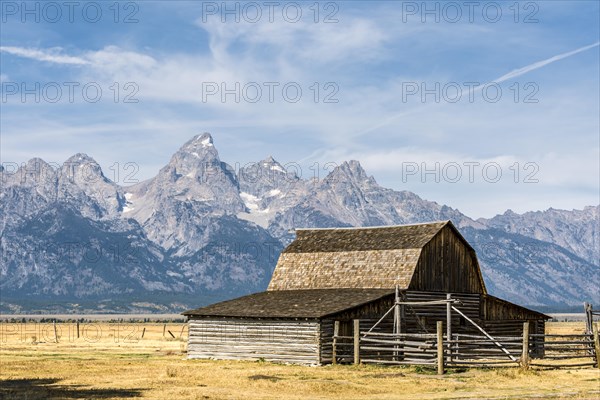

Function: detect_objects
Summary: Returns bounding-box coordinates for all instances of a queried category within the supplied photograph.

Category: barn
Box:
[183,221,549,365]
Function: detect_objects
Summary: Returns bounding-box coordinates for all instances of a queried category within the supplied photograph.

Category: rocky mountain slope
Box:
[478,207,599,266]
[1,133,597,312]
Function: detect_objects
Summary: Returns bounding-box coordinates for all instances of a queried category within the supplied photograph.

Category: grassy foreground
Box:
[0,322,598,399]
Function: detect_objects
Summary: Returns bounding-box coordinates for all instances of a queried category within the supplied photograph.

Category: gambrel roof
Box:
[268,221,484,292]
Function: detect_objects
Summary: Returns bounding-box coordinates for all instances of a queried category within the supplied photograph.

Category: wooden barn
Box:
[183,221,549,365]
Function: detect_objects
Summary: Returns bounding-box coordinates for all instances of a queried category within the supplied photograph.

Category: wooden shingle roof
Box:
[285,221,449,253]
[182,289,394,318]
[268,221,453,291]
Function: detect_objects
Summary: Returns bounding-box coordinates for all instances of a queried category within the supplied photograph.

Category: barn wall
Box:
[188,318,320,365]
[481,296,547,356]
[320,318,396,364]
[320,296,396,364]
[320,319,335,364]
[409,226,483,293]
[482,296,546,321]
[482,319,545,336]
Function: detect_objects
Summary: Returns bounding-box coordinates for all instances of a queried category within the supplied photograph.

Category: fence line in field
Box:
[0,321,189,343]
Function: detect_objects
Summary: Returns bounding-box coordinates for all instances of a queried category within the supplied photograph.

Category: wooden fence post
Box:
[584,302,593,334]
[179,324,186,338]
[141,327,146,339]
[454,333,460,363]
[437,321,444,375]
[53,321,58,343]
[332,320,339,365]
[593,323,600,369]
[76,321,80,339]
[163,324,166,338]
[584,303,589,332]
[394,287,400,362]
[521,321,530,369]
[446,294,452,362]
[353,319,360,365]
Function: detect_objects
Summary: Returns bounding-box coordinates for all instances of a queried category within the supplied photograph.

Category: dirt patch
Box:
[248,375,283,382]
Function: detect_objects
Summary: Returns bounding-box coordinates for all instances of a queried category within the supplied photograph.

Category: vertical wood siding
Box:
[409,226,484,293]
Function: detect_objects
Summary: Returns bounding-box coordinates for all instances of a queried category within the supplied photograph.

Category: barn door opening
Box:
[331,320,355,364]
[338,320,353,336]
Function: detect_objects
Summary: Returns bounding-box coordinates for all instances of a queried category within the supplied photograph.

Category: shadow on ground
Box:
[0,378,143,399]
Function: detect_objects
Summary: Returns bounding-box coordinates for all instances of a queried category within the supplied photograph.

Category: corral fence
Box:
[332,320,600,374]
[529,332,597,368]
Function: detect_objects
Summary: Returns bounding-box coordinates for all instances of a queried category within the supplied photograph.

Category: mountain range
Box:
[1,133,598,313]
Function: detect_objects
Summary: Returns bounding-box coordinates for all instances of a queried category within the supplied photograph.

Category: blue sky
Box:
[1,1,599,218]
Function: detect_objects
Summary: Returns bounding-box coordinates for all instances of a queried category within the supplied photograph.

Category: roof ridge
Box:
[294,220,450,231]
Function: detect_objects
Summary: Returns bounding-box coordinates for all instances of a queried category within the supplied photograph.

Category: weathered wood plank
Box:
[188,318,320,364]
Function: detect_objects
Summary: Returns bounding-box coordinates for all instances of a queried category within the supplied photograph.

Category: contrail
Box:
[0,46,90,65]
[357,42,600,137]
[493,42,599,84]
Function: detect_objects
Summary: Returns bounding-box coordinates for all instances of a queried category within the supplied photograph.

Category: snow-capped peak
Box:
[195,132,214,148]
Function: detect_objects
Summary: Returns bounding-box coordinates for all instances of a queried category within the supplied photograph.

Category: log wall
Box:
[188,318,320,365]
[483,295,546,321]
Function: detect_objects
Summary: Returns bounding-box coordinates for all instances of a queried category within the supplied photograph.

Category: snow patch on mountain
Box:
[122,192,135,213]
[241,192,260,211]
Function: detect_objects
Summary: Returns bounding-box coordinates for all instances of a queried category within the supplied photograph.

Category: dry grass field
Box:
[0,321,598,399]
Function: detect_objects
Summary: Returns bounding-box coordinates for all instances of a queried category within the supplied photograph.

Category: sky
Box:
[1,0,599,219]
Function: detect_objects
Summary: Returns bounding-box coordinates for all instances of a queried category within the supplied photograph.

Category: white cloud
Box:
[196,13,388,65]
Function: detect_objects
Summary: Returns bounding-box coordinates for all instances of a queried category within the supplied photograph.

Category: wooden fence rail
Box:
[527,327,598,368]
[331,320,600,372]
